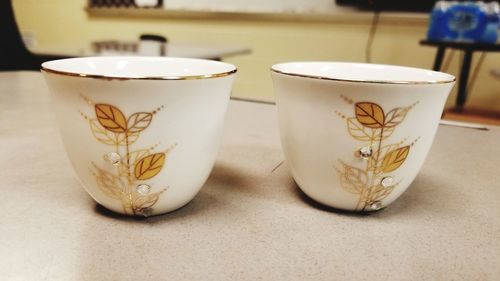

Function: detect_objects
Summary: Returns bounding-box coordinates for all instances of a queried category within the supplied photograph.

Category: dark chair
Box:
[1,0,67,71]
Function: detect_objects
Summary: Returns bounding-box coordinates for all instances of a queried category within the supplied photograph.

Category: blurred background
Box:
[8,0,500,124]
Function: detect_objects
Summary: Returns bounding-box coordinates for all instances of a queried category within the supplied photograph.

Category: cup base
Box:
[294,180,387,214]
[93,197,197,218]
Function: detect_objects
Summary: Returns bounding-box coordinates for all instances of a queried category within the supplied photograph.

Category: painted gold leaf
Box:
[339,163,368,194]
[134,153,166,180]
[371,126,395,141]
[116,132,140,146]
[89,118,139,147]
[93,165,125,199]
[371,184,397,202]
[89,119,118,145]
[384,107,409,128]
[381,146,410,173]
[128,112,153,133]
[355,102,385,129]
[347,118,375,141]
[368,143,400,173]
[134,192,161,210]
[95,104,128,133]
[125,149,152,168]
[120,149,151,177]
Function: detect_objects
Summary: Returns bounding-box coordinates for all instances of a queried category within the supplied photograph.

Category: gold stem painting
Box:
[79,95,176,216]
[335,96,419,211]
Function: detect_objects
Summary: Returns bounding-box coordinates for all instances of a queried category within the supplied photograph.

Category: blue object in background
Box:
[447,4,487,40]
[482,2,500,43]
[428,2,449,41]
[427,1,500,44]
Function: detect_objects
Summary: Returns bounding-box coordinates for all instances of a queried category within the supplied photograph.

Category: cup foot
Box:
[93,198,196,219]
[293,182,387,215]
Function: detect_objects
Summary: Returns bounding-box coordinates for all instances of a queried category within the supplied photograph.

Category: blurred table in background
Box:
[420,40,500,109]
[30,41,251,61]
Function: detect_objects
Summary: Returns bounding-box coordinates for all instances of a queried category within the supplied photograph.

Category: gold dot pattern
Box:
[340,94,354,104]
[410,136,421,147]
[334,110,346,119]
[152,105,165,115]
[79,110,89,120]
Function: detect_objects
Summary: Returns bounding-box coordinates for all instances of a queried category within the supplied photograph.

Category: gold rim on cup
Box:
[271,63,456,85]
[41,57,237,81]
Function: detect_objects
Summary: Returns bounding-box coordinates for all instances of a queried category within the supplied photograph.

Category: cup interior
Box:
[41,56,237,79]
[271,62,455,84]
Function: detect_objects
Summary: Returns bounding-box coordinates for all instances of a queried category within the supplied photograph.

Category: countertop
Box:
[0,72,499,280]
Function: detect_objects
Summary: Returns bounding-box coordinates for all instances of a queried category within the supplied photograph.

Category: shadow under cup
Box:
[271,62,455,212]
[42,57,236,216]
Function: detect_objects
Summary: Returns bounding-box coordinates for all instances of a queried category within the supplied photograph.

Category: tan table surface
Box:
[1,72,499,280]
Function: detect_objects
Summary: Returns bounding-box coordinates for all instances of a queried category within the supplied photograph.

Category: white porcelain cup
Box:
[42,57,236,216]
[271,62,455,212]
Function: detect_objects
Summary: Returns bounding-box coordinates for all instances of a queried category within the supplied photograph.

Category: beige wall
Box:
[13,0,500,109]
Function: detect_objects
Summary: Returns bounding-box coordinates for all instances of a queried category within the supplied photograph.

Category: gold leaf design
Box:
[371,126,395,141]
[381,146,410,173]
[355,102,385,129]
[336,99,418,211]
[117,132,140,146]
[368,143,400,172]
[370,184,397,202]
[128,112,153,133]
[120,149,151,177]
[83,98,173,215]
[89,119,118,145]
[384,107,409,128]
[134,192,162,210]
[347,118,375,141]
[95,104,128,133]
[134,153,166,180]
[339,163,368,194]
[89,119,140,146]
[93,165,125,200]
[125,149,152,168]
